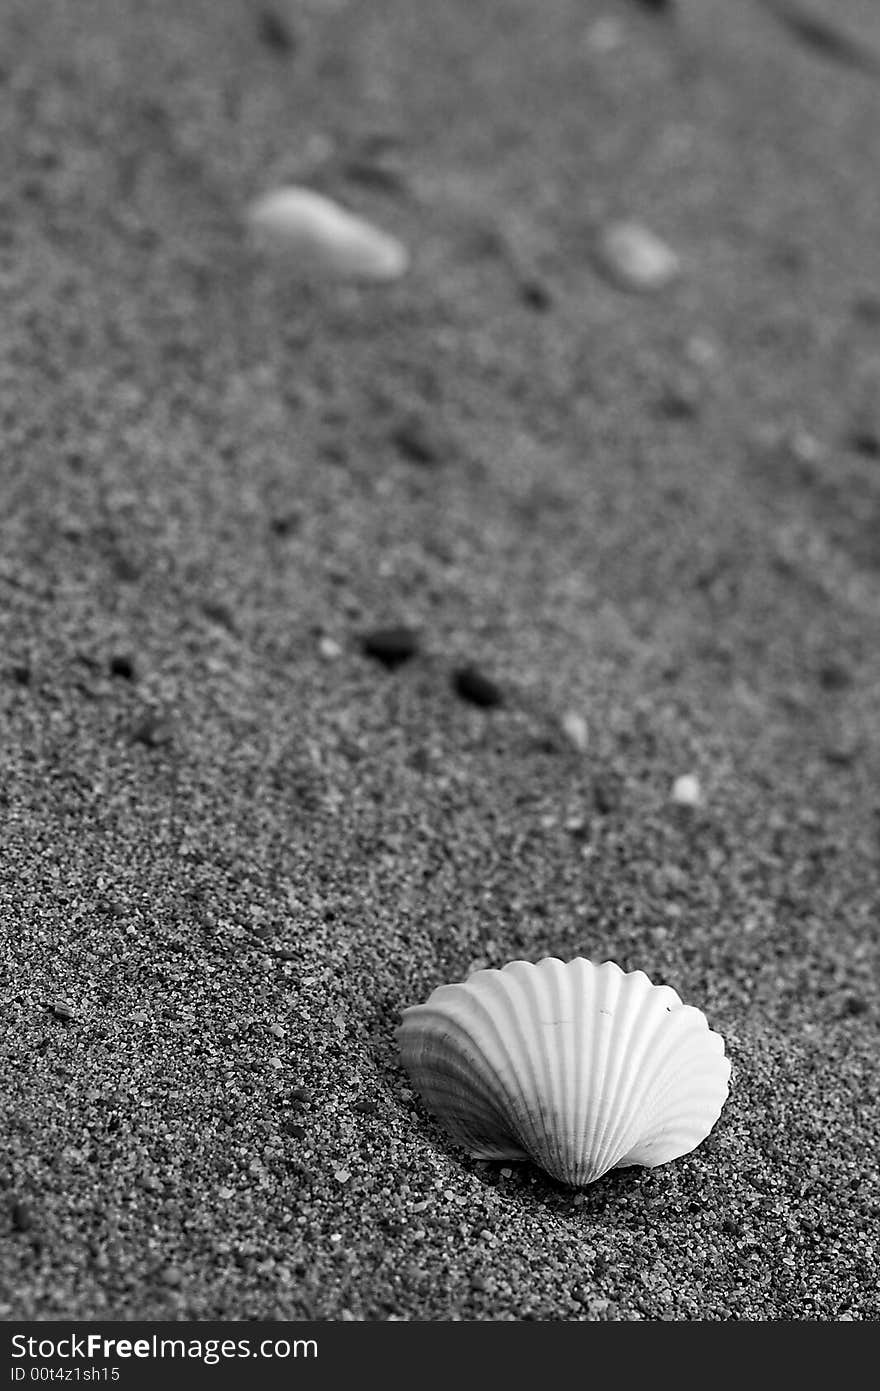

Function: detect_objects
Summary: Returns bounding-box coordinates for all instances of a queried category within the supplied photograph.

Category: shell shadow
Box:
[400,1088,653,1219]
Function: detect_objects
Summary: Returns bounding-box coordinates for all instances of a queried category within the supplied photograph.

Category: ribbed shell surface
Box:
[397,957,731,1187]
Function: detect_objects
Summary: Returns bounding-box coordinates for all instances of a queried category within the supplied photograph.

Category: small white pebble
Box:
[247,186,409,282]
[329,1232,343,1243]
[584,16,624,54]
[671,773,702,807]
[500,1167,513,1178]
[686,334,719,369]
[788,427,822,464]
[597,220,680,293]
[561,710,589,752]
[318,635,342,660]
[333,1169,351,1184]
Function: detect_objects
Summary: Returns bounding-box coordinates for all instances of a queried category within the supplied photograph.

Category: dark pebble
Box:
[518,276,553,311]
[353,1100,379,1117]
[283,1122,307,1140]
[318,439,348,467]
[852,291,880,325]
[847,426,880,459]
[10,662,31,685]
[470,1274,488,1292]
[592,775,620,815]
[391,415,443,466]
[110,552,140,582]
[342,158,407,194]
[656,378,701,420]
[11,1198,33,1233]
[269,511,301,537]
[109,653,135,680]
[452,665,503,708]
[201,600,237,633]
[257,8,296,54]
[842,995,868,1017]
[290,1087,312,1106]
[50,999,76,1021]
[131,710,173,748]
[361,626,420,670]
[823,743,857,766]
[818,661,852,691]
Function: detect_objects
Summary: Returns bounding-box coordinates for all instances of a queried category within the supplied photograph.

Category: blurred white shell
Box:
[247,186,409,281]
[398,957,730,1187]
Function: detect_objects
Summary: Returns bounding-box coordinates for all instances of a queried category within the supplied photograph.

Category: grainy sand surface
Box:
[1,0,878,1320]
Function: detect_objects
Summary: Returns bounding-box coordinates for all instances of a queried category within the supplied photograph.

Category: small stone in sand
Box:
[334,1169,351,1184]
[257,8,296,55]
[361,626,419,669]
[247,186,408,282]
[391,415,443,466]
[561,710,589,752]
[597,221,680,293]
[518,275,553,311]
[109,653,135,680]
[671,773,702,807]
[11,1199,33,1233]
[584,17,625,54]
[131,710,173,749]
[318,635,342,661]
[353,1100,379,1117]
[452,665,503,708]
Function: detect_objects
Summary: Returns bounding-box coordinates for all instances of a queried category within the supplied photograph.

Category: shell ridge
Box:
[598,985,691,1170]
[400,995,529,1148]
[502,961,562,1175]
[617,1032,730,1164]
[543,959,571,1180]
[621,1008,724,1137]
[469,968,553,1155]
[577,961,626,1182]
[607,1007,727,1170]
[586,965,653,1180]
[571,959,595,1183]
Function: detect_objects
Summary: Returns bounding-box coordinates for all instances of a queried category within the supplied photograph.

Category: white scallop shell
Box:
[398,957,730,1187]
[246,186,409,281]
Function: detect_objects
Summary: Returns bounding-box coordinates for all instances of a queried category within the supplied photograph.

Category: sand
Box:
[1,0,878,1320]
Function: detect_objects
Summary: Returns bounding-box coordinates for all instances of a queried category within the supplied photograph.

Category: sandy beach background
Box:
[1,0,878,1320]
